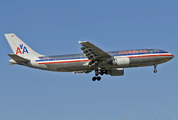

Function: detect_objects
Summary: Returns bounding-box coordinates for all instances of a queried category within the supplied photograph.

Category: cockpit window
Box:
[165,51,168,53]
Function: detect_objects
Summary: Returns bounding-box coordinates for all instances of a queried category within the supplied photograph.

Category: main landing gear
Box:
[92,76,101,81]
[92,70,105,81]
[154,64,157,73]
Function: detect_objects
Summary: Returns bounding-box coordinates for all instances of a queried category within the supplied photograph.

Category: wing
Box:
[79,41,112,62]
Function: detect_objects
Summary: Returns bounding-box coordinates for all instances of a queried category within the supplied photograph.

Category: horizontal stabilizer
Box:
[8,54,30,64]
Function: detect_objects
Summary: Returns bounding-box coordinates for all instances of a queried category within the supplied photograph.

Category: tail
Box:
[4,33,43,58]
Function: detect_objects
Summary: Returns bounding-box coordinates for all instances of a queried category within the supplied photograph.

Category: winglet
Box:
[78,41,88,44]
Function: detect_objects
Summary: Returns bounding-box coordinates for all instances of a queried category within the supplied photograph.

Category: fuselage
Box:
[29,48,174,72]
[5,33,174,81]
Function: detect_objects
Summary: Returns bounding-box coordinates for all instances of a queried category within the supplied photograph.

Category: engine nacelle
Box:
[106,68,124,76]
[115,57,130,67]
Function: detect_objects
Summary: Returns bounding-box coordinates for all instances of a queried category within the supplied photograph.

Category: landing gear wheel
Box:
[154,69,157,73]
[92,77,96,81]
[97,76,101,81]
[92,76,101,81]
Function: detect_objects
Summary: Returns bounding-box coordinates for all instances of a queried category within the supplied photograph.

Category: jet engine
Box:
[105,68,124,76]
[115,57,130,67]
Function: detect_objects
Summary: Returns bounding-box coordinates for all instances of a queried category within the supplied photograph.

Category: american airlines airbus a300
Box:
[5,33,174,81]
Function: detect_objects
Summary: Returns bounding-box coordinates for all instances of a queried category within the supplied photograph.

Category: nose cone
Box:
[170,54,174,59]
[168,54,174,61]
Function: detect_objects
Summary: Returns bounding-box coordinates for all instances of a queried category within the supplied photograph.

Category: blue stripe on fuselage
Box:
[36,51,165,63]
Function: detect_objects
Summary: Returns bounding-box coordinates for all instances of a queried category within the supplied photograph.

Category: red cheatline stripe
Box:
[128,54,173,58]
[38,59,90,65]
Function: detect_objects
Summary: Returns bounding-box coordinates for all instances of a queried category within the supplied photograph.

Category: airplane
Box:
[5,33,174,81]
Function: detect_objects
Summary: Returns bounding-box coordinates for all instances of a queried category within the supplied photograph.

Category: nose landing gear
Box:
[154,65,157,73]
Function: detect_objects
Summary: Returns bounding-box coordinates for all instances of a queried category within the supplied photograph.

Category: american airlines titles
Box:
[119,50,147,54]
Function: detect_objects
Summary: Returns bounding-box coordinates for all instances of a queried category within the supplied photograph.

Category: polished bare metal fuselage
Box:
[28,49,173,72]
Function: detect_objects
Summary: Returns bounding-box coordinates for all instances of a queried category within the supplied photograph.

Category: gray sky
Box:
[0,0,178,120]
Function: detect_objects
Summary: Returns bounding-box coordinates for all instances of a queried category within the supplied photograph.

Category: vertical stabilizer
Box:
[5,33,43,58]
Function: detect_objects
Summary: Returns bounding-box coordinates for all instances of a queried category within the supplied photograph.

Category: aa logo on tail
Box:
[16,44,29,55]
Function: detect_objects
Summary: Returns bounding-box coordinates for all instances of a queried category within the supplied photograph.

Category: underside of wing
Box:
[73,70,93,74]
